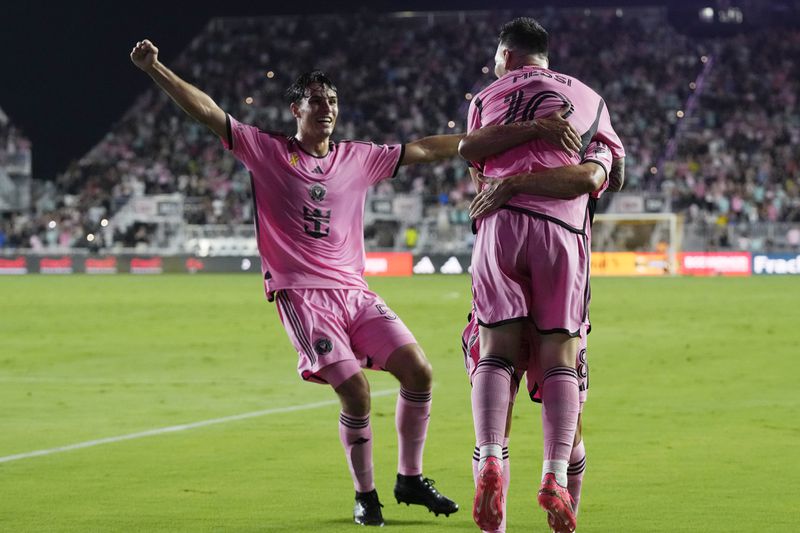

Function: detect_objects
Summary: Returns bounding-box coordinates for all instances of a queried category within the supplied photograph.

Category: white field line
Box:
[0,376,272,385]
[0,388,397,464]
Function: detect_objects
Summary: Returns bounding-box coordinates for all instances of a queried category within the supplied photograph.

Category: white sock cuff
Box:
[477,444,503,471]
[479,443,503,460]
[542,459,569,486]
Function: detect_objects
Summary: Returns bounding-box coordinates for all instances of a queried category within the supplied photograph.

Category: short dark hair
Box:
[285,70,338,105]
[498,17,548,56]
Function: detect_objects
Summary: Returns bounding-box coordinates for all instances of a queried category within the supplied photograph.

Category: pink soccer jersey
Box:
[221,115,404,298]
[468,65,624,231]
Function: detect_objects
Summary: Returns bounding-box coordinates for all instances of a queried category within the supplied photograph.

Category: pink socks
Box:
[339,411,374,492]
[395,388,432,476]
[472,356,515,449]
[541,367,580,486]
[568,439,586,515]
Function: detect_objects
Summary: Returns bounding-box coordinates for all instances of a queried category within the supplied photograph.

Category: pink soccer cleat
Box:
[472,456,504,530]
[537,473,577,533]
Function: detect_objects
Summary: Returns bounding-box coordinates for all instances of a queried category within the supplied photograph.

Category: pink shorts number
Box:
[275,288,417,384]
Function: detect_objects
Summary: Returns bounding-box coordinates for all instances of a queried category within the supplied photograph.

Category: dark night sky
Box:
[0,0,708,181]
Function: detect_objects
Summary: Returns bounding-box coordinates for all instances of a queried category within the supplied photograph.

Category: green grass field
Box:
[1,274,798,532]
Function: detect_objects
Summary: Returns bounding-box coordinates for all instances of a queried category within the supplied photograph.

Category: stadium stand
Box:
[0,106,32,248]
[1,7,798,253]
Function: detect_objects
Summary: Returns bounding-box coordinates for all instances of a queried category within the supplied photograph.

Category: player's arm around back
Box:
[130,40,227,140]
[608,158,625,192]
[469,162,605,219]
[400,134,464,166]
[458,107,581,162]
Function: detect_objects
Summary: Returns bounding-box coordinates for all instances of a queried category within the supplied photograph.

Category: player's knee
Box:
[411,355,433,390]
[387,344,432,391]
[335,372,371,416]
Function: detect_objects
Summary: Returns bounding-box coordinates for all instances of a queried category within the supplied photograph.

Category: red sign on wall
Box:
[679,252,752,276]
[0,256,27,274]
[85,257,118,274]
[364,253,413,276]
[130,257,164,274]
[40,257,74,274]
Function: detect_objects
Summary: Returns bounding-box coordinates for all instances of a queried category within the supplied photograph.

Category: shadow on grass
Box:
[319,516,463,531]
[321,517,445,527]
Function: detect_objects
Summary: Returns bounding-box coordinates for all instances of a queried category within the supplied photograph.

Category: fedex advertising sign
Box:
[753,254,800,275]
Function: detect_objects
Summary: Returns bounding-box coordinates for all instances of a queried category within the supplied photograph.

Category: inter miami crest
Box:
[314,337,333,356]
[309,183,327,202]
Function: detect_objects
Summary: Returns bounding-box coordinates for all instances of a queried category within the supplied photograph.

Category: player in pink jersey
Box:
[463,141,613,533]
[460,18,625,533]
[129,38,579,528]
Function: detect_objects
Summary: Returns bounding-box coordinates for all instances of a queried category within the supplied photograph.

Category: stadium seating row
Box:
[1,8,798,251]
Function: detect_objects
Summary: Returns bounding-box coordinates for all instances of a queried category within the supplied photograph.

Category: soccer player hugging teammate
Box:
[458,17,625,533]
[130,39,471,527]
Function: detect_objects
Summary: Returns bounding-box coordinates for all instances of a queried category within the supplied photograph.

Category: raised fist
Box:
[130,39,159,71]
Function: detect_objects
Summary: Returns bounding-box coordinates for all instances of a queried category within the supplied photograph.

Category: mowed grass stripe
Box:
[1,275,798,532]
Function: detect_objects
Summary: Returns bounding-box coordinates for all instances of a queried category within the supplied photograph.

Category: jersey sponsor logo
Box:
[375,304,398,320]
[303,206,331,238]
[288,153,300,167]
[311,165,324,174]
[314,337,333,356]
[309,183,327,202]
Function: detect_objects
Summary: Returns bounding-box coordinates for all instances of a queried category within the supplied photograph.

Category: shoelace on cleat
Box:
[421,478,440,495]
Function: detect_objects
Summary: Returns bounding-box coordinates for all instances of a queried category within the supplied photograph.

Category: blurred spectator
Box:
[3,8,798,250]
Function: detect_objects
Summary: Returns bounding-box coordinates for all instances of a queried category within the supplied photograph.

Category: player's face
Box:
[494,43,509,78]
[293,83,338,138]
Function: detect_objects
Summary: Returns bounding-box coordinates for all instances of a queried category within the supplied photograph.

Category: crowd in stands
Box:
[1,7,798,251]
[669,28,800,228]
[0,107,30,172]
[0,107,33,248]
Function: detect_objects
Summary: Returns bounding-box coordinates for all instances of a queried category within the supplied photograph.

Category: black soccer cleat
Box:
[393,474,459,517]
[354,489,385,526]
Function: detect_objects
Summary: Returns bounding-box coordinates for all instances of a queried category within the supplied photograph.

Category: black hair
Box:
[284,70,338,105]
[498,17,549,56]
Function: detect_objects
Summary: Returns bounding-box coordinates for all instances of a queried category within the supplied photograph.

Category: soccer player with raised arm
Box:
[461,18,625,533]
[130,39,460,527]
[129,38,578,527]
